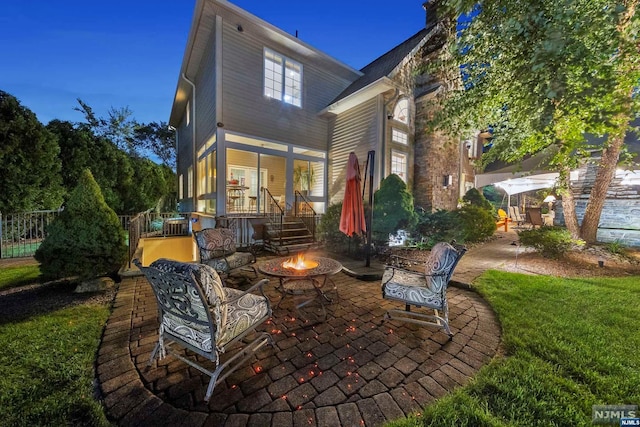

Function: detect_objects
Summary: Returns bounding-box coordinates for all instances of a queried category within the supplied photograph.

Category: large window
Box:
[391,150,407,182]
[264,49,302,107]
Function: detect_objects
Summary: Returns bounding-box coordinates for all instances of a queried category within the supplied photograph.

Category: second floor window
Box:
[264,48,302,107]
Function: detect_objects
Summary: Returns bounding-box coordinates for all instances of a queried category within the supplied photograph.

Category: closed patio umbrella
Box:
[339,152,366,237]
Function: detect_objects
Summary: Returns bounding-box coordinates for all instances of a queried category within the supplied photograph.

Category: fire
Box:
[282,253,318,270]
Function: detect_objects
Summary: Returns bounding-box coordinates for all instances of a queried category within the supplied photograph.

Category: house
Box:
[169,0,474,229]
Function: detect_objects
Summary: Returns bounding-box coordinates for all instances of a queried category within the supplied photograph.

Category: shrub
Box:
[413,209,460,248]
[454,204,497,244]
[317,202,366,255]
[518,227,584,258]
[462,187,494,213]
[372,174,417,247]
[604,240,627,256]
[35,169,127,281]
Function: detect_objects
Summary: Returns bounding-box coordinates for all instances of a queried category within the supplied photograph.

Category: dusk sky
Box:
[0,1,428,126]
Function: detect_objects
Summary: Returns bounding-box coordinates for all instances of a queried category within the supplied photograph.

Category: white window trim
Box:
[264,48,302,107]
[392,128,408,145]
[391,150,408,182]
[393,98,409,124]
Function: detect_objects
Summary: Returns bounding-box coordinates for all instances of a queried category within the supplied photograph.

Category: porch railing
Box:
[261,187,284,247]
[127,211,190,267]
[294,190,316,242]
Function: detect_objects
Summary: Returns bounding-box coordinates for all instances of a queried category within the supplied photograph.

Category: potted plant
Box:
[293,165,315,196]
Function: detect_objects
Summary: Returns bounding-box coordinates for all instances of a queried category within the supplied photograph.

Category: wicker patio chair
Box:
[133,258,273,401]
[381,242,466,339]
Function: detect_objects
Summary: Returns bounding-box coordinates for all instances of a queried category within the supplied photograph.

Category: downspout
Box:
[182,73,197,212]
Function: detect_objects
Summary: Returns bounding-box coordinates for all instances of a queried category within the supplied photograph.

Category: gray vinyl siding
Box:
[194,20,217,150]
[176,114,194,211]
[328,97,380,204]
[220,20,353,149]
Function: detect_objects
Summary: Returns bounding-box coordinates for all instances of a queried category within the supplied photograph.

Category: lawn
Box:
[0,266,112,426]
[0,264,41,291]
[388,271,640,427]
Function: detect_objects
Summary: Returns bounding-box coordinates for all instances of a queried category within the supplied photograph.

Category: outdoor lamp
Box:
[543,195,556,210]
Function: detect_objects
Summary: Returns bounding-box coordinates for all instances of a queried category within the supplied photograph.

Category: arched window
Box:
[393,98,409,124]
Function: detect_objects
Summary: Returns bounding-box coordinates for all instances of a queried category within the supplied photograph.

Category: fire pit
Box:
[259,254,341,278]
[282,253,318,270]
[259,254,343,322]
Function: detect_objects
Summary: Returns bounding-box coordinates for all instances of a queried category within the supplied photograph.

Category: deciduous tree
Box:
[429,0,639,243]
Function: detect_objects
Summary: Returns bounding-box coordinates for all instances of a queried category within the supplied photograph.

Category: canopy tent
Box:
[475,148,563,213]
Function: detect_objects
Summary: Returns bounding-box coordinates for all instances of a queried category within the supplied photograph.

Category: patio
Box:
[97,254,501,426]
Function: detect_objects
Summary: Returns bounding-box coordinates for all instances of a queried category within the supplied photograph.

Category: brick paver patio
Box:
[97,266,501,426]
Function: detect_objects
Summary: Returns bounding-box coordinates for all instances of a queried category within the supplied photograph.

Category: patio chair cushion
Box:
[382,271,443,307]
[150,258,228,333]
[218,287,270,348]
[195,228,236,259]
[424,242,460,293]
[202,251,255,274]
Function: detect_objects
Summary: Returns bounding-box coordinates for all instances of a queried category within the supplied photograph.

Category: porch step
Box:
[263,215,317,255]
[265,241,319,255]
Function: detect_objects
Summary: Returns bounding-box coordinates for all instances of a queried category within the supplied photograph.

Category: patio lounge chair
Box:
[133,258,273,402]
[193,228,258,281]
[526,207,544,228]
[509,206,525,227]
[381,242,466,339]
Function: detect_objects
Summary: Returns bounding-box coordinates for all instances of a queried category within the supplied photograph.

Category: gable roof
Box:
[328,25,435,106]
[170,0,362,126]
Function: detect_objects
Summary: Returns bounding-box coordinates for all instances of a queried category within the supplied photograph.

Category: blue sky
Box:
[0,1,427,125]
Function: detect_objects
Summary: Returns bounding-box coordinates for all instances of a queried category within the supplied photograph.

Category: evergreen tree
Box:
[372,174,418,246]
[35,169,127,281]
[0,91,63,212]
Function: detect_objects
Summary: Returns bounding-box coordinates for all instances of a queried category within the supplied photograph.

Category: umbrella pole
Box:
[365,150,375,267]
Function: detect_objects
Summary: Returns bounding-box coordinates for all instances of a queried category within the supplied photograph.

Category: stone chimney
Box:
[423,0,439,28]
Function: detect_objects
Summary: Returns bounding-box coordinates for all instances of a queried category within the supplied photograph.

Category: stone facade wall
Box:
[413,99,462,211]
[554,164,640,247]
[397,20,473,212]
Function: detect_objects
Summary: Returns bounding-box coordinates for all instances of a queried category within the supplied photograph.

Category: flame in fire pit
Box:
[282,253,318,270]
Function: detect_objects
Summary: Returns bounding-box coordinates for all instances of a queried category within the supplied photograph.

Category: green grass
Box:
[0,265,41,291]
[0,267,112,426]
[387,271,640,427]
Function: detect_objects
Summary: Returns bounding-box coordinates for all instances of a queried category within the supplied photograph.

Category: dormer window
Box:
[264,48,302,107]
[393,98,409,124]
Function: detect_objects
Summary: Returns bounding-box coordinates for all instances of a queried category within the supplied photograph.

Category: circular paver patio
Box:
[97,269,500,427]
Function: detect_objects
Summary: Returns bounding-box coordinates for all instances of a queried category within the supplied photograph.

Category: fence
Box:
[1,210,189,260]
[0,210,62,259]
